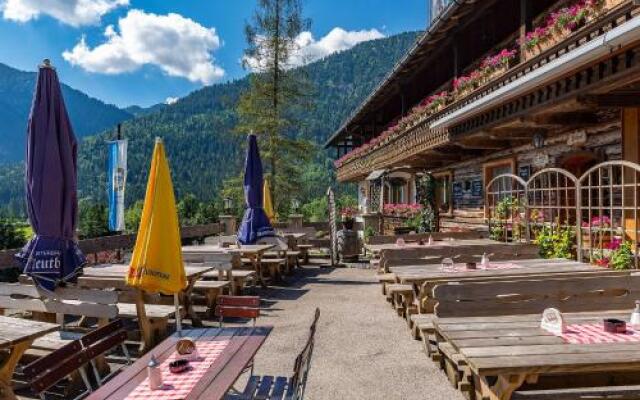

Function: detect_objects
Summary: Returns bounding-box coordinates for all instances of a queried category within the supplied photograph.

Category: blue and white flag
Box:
[107,139,127,232]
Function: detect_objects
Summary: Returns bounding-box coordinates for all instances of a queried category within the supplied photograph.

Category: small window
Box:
[483,158,516,193]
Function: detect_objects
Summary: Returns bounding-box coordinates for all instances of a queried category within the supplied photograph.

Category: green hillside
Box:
[0,63,133,163]
[0,31,421,217]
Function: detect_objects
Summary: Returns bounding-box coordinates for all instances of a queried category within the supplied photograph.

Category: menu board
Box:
[518,165,531,181]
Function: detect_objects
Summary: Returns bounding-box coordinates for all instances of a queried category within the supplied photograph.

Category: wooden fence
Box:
[0,223,222,269]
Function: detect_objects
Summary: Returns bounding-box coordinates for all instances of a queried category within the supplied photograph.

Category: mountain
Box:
[0,31,422,217]
[0,62,133,163]
[124,103,167,117]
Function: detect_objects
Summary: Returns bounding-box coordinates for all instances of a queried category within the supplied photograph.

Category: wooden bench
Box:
[23,320,129,398]
[215,296,260,327]
[193,280,230,316]
[431,274,640,398]
[368,231,487,245]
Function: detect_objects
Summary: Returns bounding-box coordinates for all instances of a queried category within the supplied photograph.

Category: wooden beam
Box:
[527,112,599,127]
[579,94,640,108]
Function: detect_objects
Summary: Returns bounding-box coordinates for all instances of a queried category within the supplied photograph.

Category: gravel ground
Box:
[244,262,465,400]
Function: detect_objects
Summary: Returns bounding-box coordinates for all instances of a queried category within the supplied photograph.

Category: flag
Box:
[127,138,186,295]
[107,139,127,232]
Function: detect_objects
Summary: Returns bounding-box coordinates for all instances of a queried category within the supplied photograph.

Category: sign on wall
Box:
[518,165,531,181]
[471,180,483,197]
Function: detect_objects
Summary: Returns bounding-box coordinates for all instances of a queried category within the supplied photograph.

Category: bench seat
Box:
[116,303,175,319]
[31,331,84,351]
[193,280,230,315]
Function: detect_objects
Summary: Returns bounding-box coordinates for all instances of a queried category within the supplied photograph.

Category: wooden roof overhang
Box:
[325,0,558,150]
[336,4,640,182]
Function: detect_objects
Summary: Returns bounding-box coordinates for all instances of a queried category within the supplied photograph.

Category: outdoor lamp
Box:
[291,199,300,213]
[533,133,545,149]
[223,197,233,213]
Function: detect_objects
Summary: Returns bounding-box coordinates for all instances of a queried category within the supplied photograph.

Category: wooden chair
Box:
[226,308,320,400]
[22,319,129,399]
[215,295,260,327]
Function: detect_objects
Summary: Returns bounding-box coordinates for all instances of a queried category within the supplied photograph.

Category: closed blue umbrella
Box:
[15,60,85,291]
[237,134,275,244]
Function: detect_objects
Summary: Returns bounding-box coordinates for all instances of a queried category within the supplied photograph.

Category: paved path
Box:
[249,264,465,400]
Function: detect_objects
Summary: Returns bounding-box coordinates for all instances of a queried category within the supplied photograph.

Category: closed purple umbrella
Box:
[237,134,275,244]
[15,60,85,291]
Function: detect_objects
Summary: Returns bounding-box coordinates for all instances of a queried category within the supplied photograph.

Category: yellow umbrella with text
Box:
[127,137,187,334]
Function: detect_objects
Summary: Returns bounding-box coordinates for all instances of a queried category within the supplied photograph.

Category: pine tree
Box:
[237,0,314,214]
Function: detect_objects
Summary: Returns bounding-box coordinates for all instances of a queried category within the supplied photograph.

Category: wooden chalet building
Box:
[326,0,640,233]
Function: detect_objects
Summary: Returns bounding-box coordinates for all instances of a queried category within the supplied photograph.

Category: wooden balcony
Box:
[336,1,640,182]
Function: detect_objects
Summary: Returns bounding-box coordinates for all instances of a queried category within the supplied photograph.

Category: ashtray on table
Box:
[169,359,191,374]
[603,318,627,333]
[465,262,477,270]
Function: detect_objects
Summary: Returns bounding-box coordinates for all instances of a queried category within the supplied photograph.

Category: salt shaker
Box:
[148,354,163,390]
[480,252,489,267]
[631,300,640,328]
[428,235,433,246]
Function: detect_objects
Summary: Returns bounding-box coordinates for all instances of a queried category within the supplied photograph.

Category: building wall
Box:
[432,124,621,231]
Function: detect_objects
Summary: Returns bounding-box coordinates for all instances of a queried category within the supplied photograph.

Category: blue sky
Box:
[0,0,427,108]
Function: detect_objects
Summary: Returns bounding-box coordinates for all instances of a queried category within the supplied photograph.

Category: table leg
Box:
[182,277,202,328]
[252,254,267,288]
[0,340,33,400]
[477,373,528,400]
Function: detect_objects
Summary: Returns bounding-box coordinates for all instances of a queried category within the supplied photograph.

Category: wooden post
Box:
[519,0,532,56]
[622,108,640,242]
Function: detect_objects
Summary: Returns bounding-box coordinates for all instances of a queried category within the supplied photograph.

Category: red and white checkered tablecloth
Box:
[125,339,231,400]
[561,323,640,344]
[442,262,522,273]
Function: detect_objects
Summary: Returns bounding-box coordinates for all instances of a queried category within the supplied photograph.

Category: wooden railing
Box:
[0,223,222,269]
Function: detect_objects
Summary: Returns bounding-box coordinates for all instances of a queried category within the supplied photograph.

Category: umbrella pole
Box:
[174,293,182,336]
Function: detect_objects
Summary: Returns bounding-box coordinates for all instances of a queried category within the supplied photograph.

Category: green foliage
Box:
[178,194,219,226]
[494,196,521,220]
[301,197,327,222]
[534,226,575,259]
[363,226,376,242]
[416,174,438,233]
[125,200,144,234]
[0,32,421,220]
[610,241,634,270]
[0,62,132,164]
[0,219,26,249]
[78,199,109,239]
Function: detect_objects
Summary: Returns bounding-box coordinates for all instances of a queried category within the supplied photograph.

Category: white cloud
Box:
[1,0,128,27]
[63,9,224,84]
[244,27,385,71]
[165,96,178,105]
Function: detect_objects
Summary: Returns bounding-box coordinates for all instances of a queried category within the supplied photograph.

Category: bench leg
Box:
[476,374,529,400]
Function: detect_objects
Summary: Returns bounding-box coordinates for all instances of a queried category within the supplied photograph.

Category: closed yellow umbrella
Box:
[127,137,186,332]
[263,177,276,222]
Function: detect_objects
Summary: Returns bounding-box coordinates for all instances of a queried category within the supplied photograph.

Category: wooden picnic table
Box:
[391,258,608,285]
[0,316,58,400]
[183,244,275,287]
[433,311,640,400]
[82,264,214,341]
[87,326,272,400]
[365,238,502,254]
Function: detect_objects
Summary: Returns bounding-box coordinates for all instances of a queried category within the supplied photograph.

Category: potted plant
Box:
[340,207,357,230]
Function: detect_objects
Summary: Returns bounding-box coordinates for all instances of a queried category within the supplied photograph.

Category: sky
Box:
[0,0,427,108]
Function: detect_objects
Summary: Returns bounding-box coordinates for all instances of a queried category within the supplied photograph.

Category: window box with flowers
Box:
[340,207,358,230]
[591,238,635,269]
[581,215,615,249]
[520,0,624,62]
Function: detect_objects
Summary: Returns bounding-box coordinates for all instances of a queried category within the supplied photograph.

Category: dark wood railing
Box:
[0,223,222,269]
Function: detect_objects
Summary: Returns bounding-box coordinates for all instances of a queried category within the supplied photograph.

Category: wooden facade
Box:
[327,0,640,231]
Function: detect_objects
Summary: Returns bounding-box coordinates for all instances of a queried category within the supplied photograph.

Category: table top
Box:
[87,326,272,400]
[84,264,213,280]
[434,311,640,377]
[182,244,275,255]
[391,259,608,284]
[365,239,520,253]
[280,232,307,239]
[0,316,58,349]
